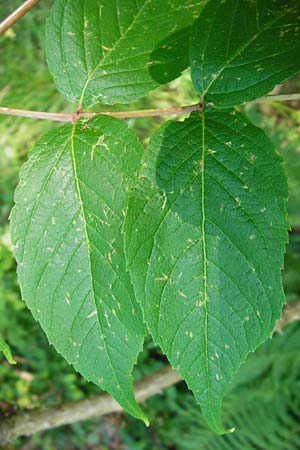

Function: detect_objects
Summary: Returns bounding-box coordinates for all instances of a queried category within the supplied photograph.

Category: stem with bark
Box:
[0,0,40,35]
[0,366,181,446]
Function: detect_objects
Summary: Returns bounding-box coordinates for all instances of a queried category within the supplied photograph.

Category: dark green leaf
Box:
[125,109,288,433]
[46,0,204,107]
[190,0,300,107]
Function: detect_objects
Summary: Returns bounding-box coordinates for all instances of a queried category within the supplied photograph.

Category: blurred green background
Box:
[0,2,300,449]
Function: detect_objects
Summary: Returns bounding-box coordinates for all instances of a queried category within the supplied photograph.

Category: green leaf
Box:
[0,335,16,364]
[161,325,300,450]
[46,0,204,108]
[10,116,147,423]
[125,109,288,433]
[190,0,300,108]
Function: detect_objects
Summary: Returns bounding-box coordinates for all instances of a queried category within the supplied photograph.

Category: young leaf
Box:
[10,116,147,423]
[125,110,288,433]
[0,335,16,364]
[46,0,204,108]
[190,0,300,108]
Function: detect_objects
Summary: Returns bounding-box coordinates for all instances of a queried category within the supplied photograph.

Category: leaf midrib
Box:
[200,110,213,425]
[70,123,134,412]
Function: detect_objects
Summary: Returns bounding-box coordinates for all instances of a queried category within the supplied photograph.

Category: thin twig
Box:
[1,93,300,123]
[0,103,202,122]
[0,0,40,35]
[251,93,300,104]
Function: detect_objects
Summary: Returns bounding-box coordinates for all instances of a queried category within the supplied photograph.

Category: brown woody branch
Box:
[0,0,40,35]
[0,301,299,445]
[0,366,181,446]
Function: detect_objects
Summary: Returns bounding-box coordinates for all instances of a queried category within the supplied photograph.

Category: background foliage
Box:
[0,1,299,448]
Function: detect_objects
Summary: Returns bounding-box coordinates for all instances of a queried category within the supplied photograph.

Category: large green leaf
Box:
[190,0,300,108]
[125,110,288,433]
[10,116,147,423]
[46,0,204,108]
